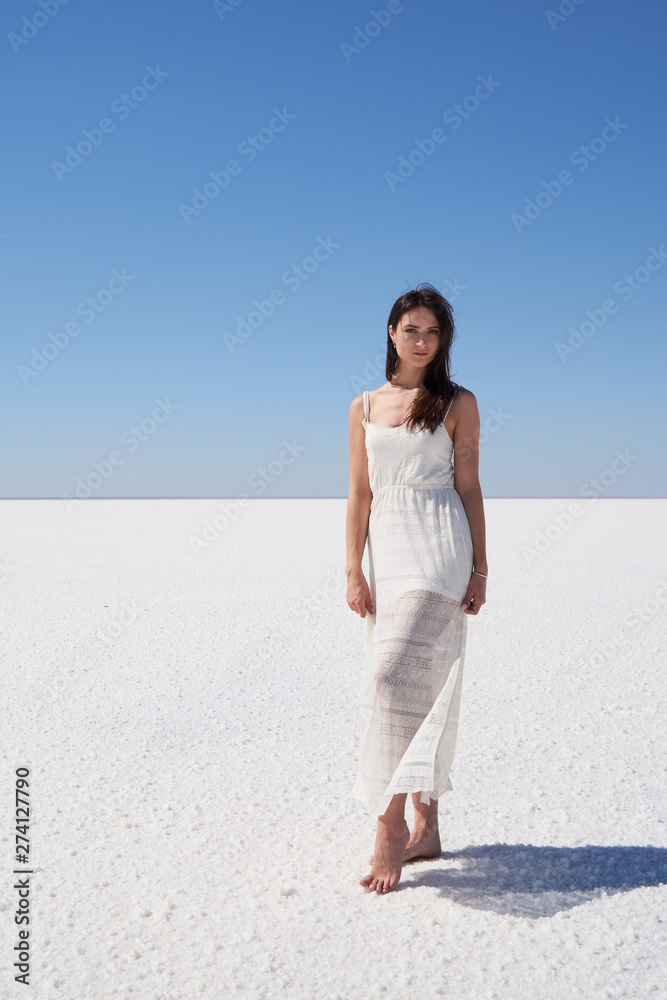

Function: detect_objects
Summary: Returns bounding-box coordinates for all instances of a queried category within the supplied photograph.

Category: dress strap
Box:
[363,390,370,422]
[443,388,458,422]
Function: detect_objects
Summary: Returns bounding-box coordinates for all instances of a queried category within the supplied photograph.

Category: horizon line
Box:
[0,496,664,502]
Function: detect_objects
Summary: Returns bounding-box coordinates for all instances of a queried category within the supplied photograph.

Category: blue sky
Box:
[1,0,665,499]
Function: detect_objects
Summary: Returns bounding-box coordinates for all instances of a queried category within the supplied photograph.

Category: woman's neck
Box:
[390,366,425,391]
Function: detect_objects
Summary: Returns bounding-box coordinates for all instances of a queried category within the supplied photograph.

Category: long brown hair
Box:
[386,283,460,434]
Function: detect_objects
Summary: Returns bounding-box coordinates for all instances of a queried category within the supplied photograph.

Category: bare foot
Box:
[404,822,441,862]
[359,817,411,893]
[369,823,441,865]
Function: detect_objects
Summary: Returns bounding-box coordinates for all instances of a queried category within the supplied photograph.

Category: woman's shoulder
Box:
[450,384,477,405]
[349,390,370,419]
[350,384,387,406]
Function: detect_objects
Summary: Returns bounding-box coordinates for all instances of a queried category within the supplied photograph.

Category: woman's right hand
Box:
[346,571,376,618]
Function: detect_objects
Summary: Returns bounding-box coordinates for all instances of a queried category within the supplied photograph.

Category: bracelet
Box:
[472,570,487,578]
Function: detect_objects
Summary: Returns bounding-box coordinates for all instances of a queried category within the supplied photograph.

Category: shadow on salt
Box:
[405,843,667,918]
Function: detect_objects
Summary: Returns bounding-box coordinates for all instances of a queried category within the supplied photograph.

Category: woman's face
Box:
[390,306,440,368]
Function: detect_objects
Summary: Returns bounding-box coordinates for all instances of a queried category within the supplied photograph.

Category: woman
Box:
[345,283,488,894]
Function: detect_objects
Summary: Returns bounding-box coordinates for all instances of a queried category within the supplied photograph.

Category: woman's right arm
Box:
[345,395,375,617]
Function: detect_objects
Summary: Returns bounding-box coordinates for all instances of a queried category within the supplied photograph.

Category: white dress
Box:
[352,388,474,816]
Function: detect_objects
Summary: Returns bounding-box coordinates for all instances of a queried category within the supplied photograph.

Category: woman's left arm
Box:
[451,389,487,615]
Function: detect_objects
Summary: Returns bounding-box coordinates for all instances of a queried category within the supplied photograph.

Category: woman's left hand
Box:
[461,573,487,615]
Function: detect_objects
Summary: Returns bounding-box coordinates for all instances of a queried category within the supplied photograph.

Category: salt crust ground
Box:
[1,498,666,1000]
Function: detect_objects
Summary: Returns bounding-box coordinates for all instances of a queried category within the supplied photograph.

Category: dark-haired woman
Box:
[346,284,487,894]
